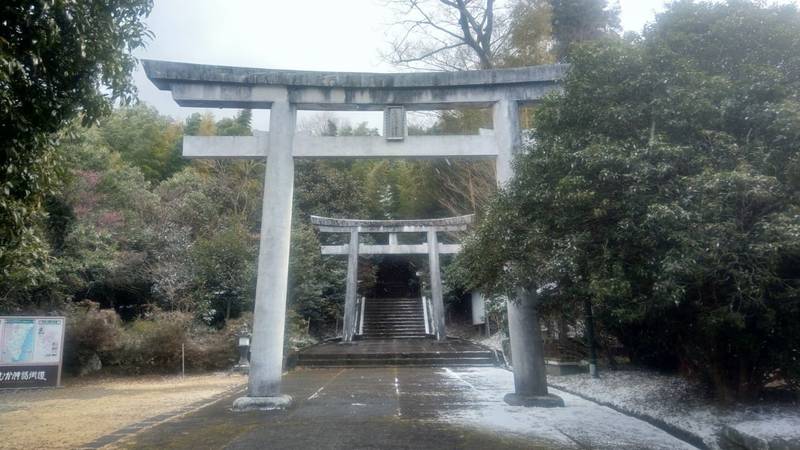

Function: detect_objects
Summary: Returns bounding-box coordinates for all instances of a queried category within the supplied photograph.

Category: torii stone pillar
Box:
[142,59,568,410]
[494,98,564,407]
[232,101,296,411]
[343,229,359,341]
[426,229,446,338]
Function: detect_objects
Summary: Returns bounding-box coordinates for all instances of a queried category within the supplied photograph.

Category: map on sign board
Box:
[0,317,65,388]
[0,318,64,364]
[34,319,63,363]
[0,319,36,363]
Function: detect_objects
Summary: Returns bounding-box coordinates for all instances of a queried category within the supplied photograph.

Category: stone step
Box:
[296,357,497,367]
[367,300,420,303]
[364,311,423,315]
[366,303,420,306]
[364,317,423,320]
[364,327,425,335]
[364,312,423,316]
[361,328,426,332]
[367,300,421,304]
[364,317,424,321]
[362,331,426,339]
[298,351,495,360]
[363,318,424,323]
[364,306,422,312]
[360,297,428,339]
[364,320,424,324]
[367,299,419,302]
[364,313,423,317]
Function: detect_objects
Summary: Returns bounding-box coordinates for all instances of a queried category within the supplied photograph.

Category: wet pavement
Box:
[108,367,698,450]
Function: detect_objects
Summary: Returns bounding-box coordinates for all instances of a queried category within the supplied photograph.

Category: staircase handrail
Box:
[422,295,435,337]
[357,296,366,336]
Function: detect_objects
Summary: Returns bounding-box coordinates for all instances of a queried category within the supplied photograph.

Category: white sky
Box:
[132,0,793,129]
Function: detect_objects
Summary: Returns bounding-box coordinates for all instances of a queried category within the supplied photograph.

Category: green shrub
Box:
[183,319,240,371]
[64,305,238,375]
[111,311,190,374]
[64,301,123,375]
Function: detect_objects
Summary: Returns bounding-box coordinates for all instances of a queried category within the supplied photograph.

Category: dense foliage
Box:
[550,0,620,60]
[458,0,800,400]
[1,0,153,300]
[1,105,458,336]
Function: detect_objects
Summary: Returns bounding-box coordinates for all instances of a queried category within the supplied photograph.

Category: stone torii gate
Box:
[310,214,474,342]
[143,60,568,410]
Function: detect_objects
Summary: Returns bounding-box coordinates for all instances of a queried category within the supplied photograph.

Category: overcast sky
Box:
[131,0,791,129]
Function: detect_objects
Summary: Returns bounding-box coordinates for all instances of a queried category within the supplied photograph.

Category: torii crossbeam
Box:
[143,60,567,411]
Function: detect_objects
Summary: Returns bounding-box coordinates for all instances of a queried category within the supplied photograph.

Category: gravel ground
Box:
[0,372,246,449]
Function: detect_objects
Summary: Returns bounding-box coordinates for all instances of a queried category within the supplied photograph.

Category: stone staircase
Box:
[293,297,500,368]
[360,297,427,339]
[295,338,499,367]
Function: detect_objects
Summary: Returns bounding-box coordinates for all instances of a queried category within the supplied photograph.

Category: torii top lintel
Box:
[310,214,474,233]
[142,60,568,111]
[311,215,473,256]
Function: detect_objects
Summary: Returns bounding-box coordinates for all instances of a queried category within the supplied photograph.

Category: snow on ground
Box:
[477,332,504,352]
[728,417,800,446]
[549,370,800,449]
[436,367,699,450]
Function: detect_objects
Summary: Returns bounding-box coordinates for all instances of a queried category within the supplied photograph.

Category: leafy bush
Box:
[64,301,123,375]
[111,311,190,373]
[65,306,238,375]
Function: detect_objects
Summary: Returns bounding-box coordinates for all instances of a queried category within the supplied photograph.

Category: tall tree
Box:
[458,0,800,400]
[99,104,183,182]
[500,0,556,67]
[385,0,511,70]
[216,109,253,136]
[550,0,620,60]
[384,0,564,216]
[0,0,153,307]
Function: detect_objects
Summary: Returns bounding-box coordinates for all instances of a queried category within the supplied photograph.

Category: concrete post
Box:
[233,100,296,412]
[508,289,547,396]
[342,230,359,342]
[427,229,446,341]
[493,98,563,407]
[493,98,520,186]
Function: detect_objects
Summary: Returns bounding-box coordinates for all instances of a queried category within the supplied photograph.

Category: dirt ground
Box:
[0,372,246,449]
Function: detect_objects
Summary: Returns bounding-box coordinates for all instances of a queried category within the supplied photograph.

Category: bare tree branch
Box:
[383,0,510,71]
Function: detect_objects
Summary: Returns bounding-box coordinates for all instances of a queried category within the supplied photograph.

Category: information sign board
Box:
[0,316,65,388]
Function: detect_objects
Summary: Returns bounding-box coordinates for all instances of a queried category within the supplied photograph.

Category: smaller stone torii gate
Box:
[310,214,473,342]
[143,59,567,411]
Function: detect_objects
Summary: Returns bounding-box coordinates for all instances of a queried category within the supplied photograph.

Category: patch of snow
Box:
[549,370,800,450]
[731,417,800,442]
[478,332,505,352]
[436,367,698,450]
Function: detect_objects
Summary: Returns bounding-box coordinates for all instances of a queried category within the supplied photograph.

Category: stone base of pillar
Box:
[232,395,293,412]
[503,393,565,408]
[233,364,250,374]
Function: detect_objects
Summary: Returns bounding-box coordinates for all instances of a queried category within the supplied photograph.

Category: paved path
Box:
[110,367,698,450]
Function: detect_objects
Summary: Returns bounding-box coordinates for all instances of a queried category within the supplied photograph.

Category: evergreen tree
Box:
[458,0,800,400]
[551,0,620,60]
[0,0,153,310]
